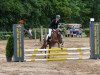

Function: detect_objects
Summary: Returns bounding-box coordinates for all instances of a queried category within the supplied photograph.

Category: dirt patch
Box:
[1,37,100,75]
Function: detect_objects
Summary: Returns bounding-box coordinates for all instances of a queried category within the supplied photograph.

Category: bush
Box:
[0,32,12,40]
[84,29,90,37]
[6,35,14,62]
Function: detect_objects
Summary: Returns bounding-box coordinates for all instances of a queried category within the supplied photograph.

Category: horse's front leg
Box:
[47,43,52,59]
[60,40,64,51]
[58,43,60,48]
[40,41,48,58]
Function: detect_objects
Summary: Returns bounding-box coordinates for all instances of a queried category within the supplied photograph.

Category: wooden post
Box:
[45,28,47,35]
[40,26,43,42]
[34,29,36,40]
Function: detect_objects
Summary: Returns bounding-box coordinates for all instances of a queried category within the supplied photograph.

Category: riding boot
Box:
[48,36,51,39]
[48,36,51,42]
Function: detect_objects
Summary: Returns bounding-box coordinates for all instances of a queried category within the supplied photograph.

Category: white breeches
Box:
[48,29,52,37]
[46,29,63,40]
[46,29,52,40]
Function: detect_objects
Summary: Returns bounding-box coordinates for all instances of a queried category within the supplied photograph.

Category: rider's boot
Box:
[48,36,51,42]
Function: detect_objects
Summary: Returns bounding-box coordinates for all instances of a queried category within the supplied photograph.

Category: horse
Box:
[24,29,32,39]
[40,29,63,58]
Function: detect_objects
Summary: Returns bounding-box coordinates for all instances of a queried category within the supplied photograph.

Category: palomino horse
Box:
[40,29,63,58]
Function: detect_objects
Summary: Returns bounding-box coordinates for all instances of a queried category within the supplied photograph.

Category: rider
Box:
[46,15,61,41]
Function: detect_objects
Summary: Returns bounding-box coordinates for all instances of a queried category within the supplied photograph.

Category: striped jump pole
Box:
[25,57,89,62]
[25,52,90,57]
[25,47,90,52]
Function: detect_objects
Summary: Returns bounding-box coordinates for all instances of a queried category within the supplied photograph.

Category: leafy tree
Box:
[0,0,99,31]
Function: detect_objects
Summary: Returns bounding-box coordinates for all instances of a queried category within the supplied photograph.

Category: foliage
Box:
[0,32,12,40]
[84,28,90,37]
[0,0,100,31]
[6,35,14,59]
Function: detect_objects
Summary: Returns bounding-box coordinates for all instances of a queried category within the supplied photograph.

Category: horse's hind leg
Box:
[40,40,47,49]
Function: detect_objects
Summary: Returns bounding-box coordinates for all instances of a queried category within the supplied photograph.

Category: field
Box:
[0,37,100,75]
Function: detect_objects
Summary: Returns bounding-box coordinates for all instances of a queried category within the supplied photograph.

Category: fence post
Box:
[44,28,47,35]
[34,29,36,40]
[99,22,100,58]
[40,26,43,42]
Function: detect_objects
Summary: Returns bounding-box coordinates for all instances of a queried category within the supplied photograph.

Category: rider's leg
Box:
[48,28,52,37]
[46,29,52,40]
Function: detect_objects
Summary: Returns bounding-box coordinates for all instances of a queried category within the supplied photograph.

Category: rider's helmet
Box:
[56,15,60,19]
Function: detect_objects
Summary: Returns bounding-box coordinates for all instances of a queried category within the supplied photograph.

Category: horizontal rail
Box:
[25,47,90,52]
[25,52,90,57]
[25,57,89,61]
